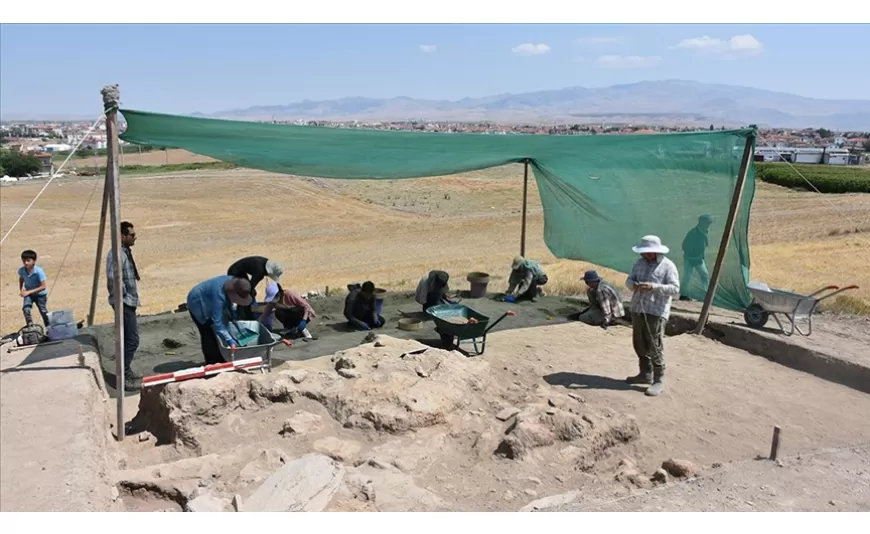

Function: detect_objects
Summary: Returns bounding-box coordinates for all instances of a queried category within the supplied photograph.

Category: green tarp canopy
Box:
[119,109,756,311]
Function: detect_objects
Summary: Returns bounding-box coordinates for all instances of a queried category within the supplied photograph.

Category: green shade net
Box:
[120,109,756,311]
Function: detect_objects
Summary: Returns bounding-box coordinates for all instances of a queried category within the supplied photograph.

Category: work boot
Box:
[125,368,141,380]
[645,369,665,397]
[123,377,141,392]
[625,372,653,385]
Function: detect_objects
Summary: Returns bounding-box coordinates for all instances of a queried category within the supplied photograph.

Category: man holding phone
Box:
[624,235,680,397]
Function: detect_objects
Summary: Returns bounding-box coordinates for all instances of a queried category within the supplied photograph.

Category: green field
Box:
[755,162,870,194]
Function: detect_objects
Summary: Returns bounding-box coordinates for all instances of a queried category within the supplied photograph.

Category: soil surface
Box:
[110,321,870,512]
[553,444,870,512]
[89,292,580,393]
[88,292,870,398]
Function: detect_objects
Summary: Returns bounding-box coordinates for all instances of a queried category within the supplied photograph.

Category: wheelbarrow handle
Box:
[815,285,860,302]
[807,285,840,297]
[485,310,516,334]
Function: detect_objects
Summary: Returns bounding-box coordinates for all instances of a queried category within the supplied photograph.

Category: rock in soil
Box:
[662,458,699,479]
[244,453,345,512]
[314,436,362,464]
[496,407,520,421]
[281,411,323,436]
[651,468,669,484]
[519,490,581,512]
[185,492,228,512]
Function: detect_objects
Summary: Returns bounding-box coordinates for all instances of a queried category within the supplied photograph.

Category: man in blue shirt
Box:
[18,249,51,327]
[187,275,253,365]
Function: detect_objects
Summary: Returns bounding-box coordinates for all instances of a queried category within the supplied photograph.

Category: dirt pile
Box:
[137,335,496,447]
[128,334,654,511]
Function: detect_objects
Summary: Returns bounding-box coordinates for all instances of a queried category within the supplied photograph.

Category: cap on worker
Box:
[582,270,601,283]
[632,235,670,255]
[699,214,715,223]
[264,282,279,303]
[224,277,253,307]
[265,260,284,282]
[511,256,525,270]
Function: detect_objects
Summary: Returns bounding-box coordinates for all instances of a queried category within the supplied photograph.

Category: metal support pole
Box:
[86,176,110,326]
[520,159,529,257]
[102,84,125,440]
[694,133,756,335]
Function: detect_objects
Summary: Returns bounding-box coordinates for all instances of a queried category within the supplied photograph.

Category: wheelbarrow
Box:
[426,303,515,356]
[743,281,860,337]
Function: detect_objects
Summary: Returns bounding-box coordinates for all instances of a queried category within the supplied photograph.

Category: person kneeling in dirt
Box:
[258,282,317,341]
[186,275,253,365]
[415,270,456,312]
[344,281,384,331]
[504,256,548,303]
[576,270,625,328]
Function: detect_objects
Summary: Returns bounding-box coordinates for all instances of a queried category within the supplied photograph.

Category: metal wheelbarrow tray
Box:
[216,320,281,372]
[743,281,860,336]
[426,303,515,356]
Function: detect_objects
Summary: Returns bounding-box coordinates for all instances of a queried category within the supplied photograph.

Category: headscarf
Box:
[427,270,450,293]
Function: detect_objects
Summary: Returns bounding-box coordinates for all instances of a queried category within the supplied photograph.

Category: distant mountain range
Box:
[193,80,870,130]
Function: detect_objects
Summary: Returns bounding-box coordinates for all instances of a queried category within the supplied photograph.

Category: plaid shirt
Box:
[626,254,680,320]
[106,246,140,308]
[587,281,625,323]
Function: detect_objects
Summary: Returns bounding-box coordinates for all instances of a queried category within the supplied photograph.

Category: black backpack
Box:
[17,324,45,347]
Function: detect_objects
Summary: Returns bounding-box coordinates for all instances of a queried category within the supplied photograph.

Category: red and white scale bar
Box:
[141,356,264,388]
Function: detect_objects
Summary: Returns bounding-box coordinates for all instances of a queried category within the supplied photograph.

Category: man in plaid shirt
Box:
[577,270,625,327]
[624,235,680,397]
[107,221,141,390]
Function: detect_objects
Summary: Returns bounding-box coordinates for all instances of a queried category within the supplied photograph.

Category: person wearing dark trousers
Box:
[344,281,384,330]
[18,249,51,327]
[187,276,253,365]
[106,221,141,391]
[259,283,317,341]
[227,256,284,319]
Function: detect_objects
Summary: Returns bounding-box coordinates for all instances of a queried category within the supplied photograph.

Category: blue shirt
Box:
[18,265,48,296]
[187,275,237,344]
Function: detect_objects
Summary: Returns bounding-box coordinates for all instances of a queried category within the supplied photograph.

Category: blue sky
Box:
[1,24,868,117]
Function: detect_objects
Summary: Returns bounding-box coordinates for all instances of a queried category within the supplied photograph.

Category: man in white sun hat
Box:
[625,235,680,397]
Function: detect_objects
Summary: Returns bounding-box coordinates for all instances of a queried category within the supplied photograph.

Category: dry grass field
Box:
[59,147,217,171]
[1,159,868,334]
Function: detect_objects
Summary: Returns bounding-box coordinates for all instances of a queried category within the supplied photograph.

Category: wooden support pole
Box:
[87,176,110,326]
[769,425,782,461]
[520,159,530,257]
[102,84,125,441]
[693,133,755,335]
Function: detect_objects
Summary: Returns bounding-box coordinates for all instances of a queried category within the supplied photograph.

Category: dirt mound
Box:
[126,334,658,511]
[494,401,641,468]
[137,335,496,448]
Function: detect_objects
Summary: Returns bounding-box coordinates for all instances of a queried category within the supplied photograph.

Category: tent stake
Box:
[87,177,110,326]
[102,84,126,440]
[520,159,529,257]
[694,132,756,335]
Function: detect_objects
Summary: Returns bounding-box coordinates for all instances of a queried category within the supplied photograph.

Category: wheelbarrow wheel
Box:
[744,303,769,329]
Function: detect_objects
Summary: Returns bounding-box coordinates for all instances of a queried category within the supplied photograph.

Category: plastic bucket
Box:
[375,288,387,315]
[466,272,490,298]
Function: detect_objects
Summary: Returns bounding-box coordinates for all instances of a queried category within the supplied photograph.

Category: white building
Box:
[824,148,850,165]
[793,148,824,164]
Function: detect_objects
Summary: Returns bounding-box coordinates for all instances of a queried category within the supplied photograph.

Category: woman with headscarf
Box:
[415,270,454,312]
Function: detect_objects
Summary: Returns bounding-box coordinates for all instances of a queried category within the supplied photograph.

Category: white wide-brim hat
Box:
[632,235,670,255]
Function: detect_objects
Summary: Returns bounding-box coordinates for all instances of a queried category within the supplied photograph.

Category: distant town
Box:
[2,117,868,180]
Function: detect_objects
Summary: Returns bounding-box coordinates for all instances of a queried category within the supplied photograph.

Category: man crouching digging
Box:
[625,235,680,397]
